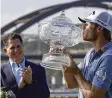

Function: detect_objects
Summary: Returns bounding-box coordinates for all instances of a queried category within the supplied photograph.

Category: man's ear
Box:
[97,26,103,32]
[3,47,7,53]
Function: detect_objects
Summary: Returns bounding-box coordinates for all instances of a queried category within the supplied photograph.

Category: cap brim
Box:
[78,17,86,23]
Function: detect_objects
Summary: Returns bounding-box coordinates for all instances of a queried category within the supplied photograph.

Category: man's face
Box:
[82,22,98,42]
[3,38,24,63]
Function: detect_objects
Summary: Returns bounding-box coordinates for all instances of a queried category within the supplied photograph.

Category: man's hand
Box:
[62,50,78,74]
[62,65,77,74]
[49,46,78,74]
[18,77,26,89]
[21,66,32,84]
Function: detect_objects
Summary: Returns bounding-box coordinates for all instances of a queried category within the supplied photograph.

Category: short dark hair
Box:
[3,33,23,47]
[102,28,111,41]
[95,24,111,41]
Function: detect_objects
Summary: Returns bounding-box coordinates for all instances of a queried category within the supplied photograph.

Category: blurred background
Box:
[1,0,112,98]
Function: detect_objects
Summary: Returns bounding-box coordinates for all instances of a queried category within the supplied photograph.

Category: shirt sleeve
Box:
[92,55,112,90]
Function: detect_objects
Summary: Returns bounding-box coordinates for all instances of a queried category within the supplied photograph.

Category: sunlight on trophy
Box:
[38,11,82,70]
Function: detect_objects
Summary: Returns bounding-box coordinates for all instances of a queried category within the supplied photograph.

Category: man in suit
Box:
[1,33,50,98]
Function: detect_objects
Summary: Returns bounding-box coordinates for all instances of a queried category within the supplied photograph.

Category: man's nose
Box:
[14,47,19,52]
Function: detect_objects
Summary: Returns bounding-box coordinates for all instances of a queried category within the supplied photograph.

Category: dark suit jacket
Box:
[1,59,50,98]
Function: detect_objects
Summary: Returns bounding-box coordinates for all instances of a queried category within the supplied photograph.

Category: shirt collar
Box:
[101,41,112,52]
[9,57,25,68]
[91,41,112,53]
[90,41,112,56]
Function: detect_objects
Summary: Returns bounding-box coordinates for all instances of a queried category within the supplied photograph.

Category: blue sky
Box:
[1,0,112,34]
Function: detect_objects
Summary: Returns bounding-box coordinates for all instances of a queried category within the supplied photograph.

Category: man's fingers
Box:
[62,65,66,69]
[21,68,32,77]
[62,65,69,72]
[28,65,32,72]
[22,66,32,74]
[62,65,75,73]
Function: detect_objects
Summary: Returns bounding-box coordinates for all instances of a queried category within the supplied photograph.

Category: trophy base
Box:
[40,53,70,70]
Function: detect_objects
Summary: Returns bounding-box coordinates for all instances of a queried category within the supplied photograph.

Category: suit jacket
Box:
[1,59,50,98]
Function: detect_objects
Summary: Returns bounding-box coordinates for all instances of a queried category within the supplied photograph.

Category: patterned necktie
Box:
[12,63,21,85]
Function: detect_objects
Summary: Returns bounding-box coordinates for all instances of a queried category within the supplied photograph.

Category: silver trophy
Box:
[38,11,82,70]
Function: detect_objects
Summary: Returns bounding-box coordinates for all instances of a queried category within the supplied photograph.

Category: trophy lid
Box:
[51,11,73,25]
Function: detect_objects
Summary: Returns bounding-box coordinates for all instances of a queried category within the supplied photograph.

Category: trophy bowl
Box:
[38,11,82,70]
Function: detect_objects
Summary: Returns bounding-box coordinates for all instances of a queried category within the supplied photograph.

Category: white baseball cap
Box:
[78,11,112,32]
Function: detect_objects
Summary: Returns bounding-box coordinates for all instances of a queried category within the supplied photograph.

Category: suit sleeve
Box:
[19,65,50,98]
[1,66,19,93]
